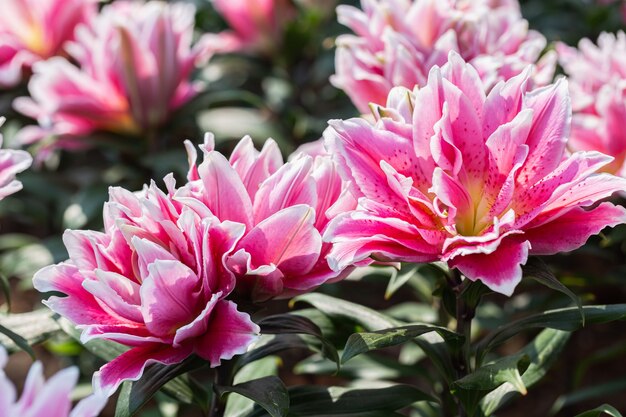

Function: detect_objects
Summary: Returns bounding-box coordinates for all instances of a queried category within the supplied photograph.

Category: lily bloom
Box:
[212,0,296,54]
[33,178,259,395]
[557,32,626,176]
[0,0,96,88]
[176,134,357,302]
[0,117,32,200]
[0,346,107,417]
[332,0,555,113]
[14,1,216,152]
[324,52,626,295]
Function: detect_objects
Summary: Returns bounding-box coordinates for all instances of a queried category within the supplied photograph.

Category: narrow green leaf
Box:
[0,272,10,311]
[217,376,289,417]
[524,257,583,324]
[225,356,281,417]
[285,385,435,416]
[477,304,626,361]
[342,324,463,364]
[258,314,339,366]
[238,335,310,368]
[114,357,208,417]
[574,404,623,417]
[385,265,419,300]
[292,293,456,382]
[291,293,399,330]
[0,310,61,356]
[0,323,35,359]
[550,377,626,415]
[480,328,571,415]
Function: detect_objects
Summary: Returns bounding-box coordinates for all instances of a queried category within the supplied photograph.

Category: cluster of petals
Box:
[14,1,216,153]
[1,346,107,417]
[332,0,556,113]
[0,0,96,88]
[557,31,626,176]
[176,134,357,302]
[324,52,626,295]
[33,177,260,395]
[0,118,32,200]
[212,0,296,54]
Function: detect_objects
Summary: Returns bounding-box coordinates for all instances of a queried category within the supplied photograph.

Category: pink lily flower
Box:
[0,0,96,88]
[324,52,626,296]
[0,346,107,417]
[176,134,357,302]
[33,177,260,395]
[332,0,556,113]
[14,1,216,152]
[212,0,296,54]
[0,117,32,200]
[557,32,626,176]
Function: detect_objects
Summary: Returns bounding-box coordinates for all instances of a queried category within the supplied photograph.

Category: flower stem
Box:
[451,269,476,417]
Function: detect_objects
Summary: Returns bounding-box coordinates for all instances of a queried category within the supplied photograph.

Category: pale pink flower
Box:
[14,1,216,152]
[324,52,626,296]
[0,0,96,88]
[332,0,556,113]
[33,177,259,395]
[0,346,107,417]
[557,32,626,176]
[212,0,296,54]
[0,117,32,200]
[176,134,357,302]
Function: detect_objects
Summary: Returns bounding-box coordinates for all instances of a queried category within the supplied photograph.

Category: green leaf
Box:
[238,335,309,368]
[217,376,289,417]
[550,377,626,416]
[524,257,583,324]
[291,293,399,331]
[480,328,571,415]
[385,265,419,300]
[114,357,208,417]
[279,385,434,416]
[452,354,530,416]
[0,310,60,354]
[292,293,457,382]
[0,272,10,311]
[477,304,626,362]
[342,324,463,364]
[574,405,623,417]
[258,314,339,366]
[0,323,35,359]
[225,356,281,417]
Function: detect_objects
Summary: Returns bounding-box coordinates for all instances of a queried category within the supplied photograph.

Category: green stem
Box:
[451,270,477,417]
[209,361,235,417]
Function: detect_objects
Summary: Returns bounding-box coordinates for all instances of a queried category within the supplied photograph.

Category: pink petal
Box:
[93,343,192,396]
[525,203,626,255]
[140,260,201,338]
[195,300,259,366]
[450,238,530,296]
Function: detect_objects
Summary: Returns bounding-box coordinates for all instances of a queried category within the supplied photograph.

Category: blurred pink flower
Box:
[557,32,626,176]
[0,117,32,200]
[212,0,296,54]
[14,1,216,152]
[0,0,96,88]
[0,346,107,417]
[177,134,357,302]
[332,0,555,112]
[324,52,626,295]
[33,177,259,395]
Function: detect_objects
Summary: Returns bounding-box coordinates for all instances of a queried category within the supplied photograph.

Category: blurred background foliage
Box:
[1,1,626,416]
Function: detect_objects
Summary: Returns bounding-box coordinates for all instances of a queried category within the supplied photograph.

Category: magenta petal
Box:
[450,239,531,296]
[237,205,322,276]
[195,300,259,366]
[140,260,201,337]
[525,203,626,255]
[93,344,192,396]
